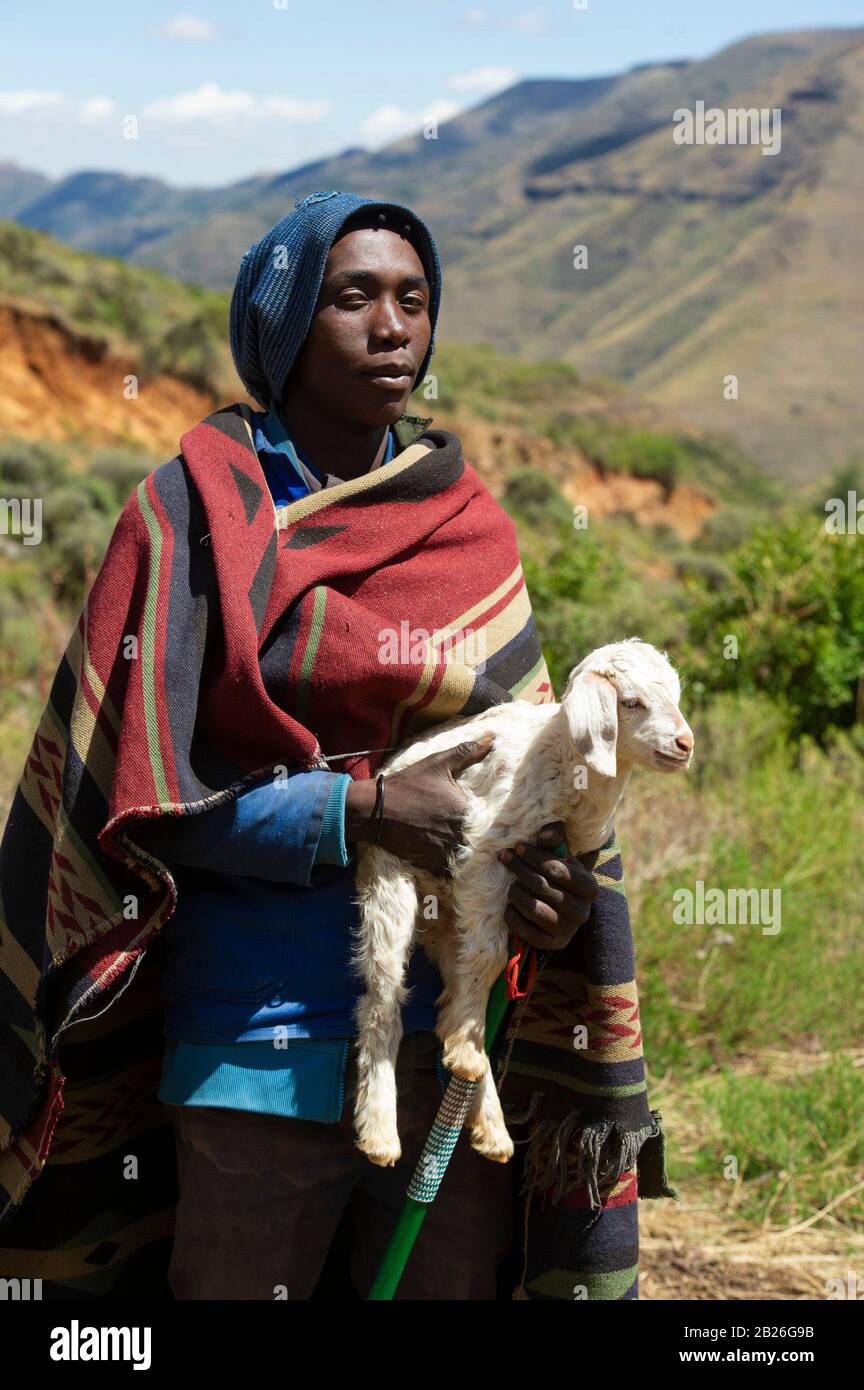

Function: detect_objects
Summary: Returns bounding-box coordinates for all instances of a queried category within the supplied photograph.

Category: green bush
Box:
[683,515,864,741]
[89,448,153,505]
[141,313,224,395]
[700,504,755,553]
[0,439,68,492]
[605,431,688,491]
[674,552,731,590]
[687,691,794,786]
[540,412,611,459]
[502,468,573,530]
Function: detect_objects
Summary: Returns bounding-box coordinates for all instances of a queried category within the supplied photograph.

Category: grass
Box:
[617,704,864,1240]
[684,1058,864,1231]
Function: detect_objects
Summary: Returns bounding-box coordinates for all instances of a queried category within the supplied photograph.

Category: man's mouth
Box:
[360,363,415,391]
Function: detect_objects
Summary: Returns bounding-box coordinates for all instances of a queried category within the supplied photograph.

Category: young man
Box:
[0,191,672,1302]
[139,193,599,1299]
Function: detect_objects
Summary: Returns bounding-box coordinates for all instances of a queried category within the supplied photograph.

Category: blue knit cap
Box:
[229,190,442,409]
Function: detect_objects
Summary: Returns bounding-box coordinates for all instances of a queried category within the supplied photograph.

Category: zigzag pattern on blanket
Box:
[493,834,677,1301]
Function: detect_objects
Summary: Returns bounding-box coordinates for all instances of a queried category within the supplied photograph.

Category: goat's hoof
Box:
[357,1139,402,1168]
[469,1127,514,1164]
[366,1150,401,1169]
[442,1040,487,1082]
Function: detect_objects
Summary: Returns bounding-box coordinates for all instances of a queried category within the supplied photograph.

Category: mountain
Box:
[2,27,862,475]
[0,163,52,217]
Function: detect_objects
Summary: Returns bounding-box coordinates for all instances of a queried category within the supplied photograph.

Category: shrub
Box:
[674,552,731,590]
[686,691,794,786]
[0,439,67,492]
[700,505,755,553]
[502,468,572,530]
[89,448,153,505]
[682,515,864,741]
[605,431,688,491]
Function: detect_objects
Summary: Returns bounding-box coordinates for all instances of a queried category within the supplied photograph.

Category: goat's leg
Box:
[464,1064,514,1163]
[352,845,419,1167]
[435,859,511,1083]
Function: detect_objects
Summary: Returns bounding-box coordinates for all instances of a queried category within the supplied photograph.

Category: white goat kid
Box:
[351,639,694,1168]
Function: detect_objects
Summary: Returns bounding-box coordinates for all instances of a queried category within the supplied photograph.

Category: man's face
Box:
[281,225,432,428]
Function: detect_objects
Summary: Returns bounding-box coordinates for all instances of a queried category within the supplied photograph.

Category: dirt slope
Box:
[0,301,215,457]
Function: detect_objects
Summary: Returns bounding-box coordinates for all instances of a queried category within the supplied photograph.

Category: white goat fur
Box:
[351,639,694,1167]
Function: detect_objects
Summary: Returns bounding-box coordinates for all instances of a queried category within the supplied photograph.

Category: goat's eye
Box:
[621,697,642,709]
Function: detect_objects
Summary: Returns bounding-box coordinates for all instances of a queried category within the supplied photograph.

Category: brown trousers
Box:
[163,1033,517,1300]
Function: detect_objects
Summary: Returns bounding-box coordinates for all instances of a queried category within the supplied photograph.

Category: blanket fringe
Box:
[513,1103,678,1210]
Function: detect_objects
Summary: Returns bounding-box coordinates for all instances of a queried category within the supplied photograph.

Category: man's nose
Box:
[372,298,409,340]
[675,728,694,754]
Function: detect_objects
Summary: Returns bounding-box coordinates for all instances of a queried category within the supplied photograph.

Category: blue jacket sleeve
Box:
[130,770,353,886]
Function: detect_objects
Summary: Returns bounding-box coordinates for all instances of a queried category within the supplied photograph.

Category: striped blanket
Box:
[0,402,674,1298]
[492,832,677,1300]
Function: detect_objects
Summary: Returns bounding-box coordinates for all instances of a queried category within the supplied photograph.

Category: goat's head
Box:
[560,639,694,779]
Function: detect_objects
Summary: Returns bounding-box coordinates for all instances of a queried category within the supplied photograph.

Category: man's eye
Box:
[621,697,642,709]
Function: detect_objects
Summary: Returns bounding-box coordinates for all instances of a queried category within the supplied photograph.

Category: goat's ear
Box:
[561,670,618,778]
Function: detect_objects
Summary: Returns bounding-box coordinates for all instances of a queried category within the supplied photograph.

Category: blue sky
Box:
[1,1,861,187]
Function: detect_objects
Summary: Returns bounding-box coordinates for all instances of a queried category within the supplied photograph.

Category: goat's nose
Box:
[675,730,694,754]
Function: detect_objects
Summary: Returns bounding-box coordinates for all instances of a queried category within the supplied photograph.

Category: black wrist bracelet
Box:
[372,773,385,843]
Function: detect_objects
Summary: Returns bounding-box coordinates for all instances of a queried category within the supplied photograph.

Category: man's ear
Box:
[561,669,618,778]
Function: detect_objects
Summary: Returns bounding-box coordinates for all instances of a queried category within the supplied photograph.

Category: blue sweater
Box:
[148,407,445,1120]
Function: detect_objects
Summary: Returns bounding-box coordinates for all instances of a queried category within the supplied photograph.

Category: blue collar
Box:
[253,405,395,507]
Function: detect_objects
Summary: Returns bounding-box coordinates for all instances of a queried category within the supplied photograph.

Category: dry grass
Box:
[640,1048,864,1300]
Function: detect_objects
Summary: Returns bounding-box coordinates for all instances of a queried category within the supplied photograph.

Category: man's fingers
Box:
[502,857,566,906]
[436,734,496,778]
[504,903,557,949]
[500,842,599,900]
[508,882,559,929]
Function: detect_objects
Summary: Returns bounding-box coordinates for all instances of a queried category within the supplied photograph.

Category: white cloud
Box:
[157,14,217,41]
[360,70,515,149]
[446,67,517,95]
[504,9,552,32]
[458,6,550,32]
[0,90,63,116]
[142,84,329,125]
[261,96,332,122]
[78,97,116,124]
[360,99,460,147]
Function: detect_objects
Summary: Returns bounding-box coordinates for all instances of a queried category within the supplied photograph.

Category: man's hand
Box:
[497,821,599,950]
[344,735,495,874]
